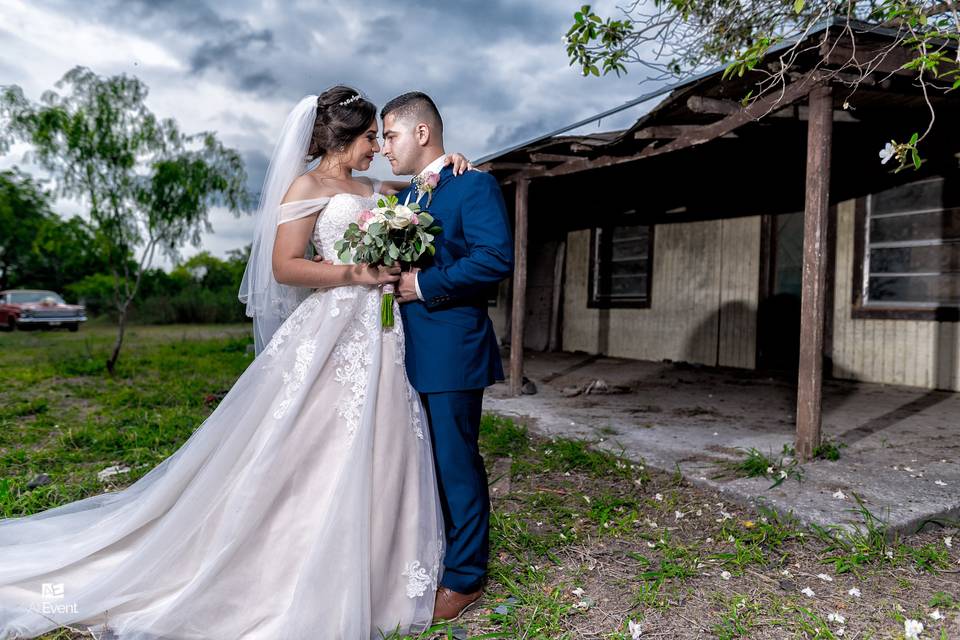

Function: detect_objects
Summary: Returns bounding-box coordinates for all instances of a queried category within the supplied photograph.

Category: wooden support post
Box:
[510,179,530,396]
[795,82,833,460]
[547,240,566,352]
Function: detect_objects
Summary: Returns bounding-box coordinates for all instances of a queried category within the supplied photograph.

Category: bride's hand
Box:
[353,264,401,286]
[443,153,473,176]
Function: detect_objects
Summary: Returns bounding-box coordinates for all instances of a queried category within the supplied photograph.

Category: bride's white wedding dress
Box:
[0,191,445,640]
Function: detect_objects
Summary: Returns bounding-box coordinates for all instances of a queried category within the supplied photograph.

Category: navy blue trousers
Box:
[419,389,489,593]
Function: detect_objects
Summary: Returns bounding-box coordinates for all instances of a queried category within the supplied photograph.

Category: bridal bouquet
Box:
[334,194,442,328]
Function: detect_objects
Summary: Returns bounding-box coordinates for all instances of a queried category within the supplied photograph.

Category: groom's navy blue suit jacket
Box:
[398,165,513,393]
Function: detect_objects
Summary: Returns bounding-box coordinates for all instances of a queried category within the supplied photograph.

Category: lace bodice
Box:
[278,191,381,264]
[314,193,381,263]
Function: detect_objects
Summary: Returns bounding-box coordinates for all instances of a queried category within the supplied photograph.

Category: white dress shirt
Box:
[412,154,447,301]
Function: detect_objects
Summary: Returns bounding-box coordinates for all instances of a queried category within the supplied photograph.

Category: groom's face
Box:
[381,113,420,176]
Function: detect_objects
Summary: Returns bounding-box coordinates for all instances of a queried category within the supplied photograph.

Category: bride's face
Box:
[344,120,381,172]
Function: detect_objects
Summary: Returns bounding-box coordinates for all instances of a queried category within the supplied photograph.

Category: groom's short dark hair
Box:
[380,92,443,134]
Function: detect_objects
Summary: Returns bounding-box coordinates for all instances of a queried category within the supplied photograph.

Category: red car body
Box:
[0,289,88,332]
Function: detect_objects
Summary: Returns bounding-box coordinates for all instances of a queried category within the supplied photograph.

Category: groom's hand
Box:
[397,269,420,303]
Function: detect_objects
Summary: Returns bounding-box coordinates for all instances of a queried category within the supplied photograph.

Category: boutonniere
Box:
[412,171,440,207]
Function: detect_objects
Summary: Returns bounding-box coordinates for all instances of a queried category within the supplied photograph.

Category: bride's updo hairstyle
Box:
[307,85,377,160]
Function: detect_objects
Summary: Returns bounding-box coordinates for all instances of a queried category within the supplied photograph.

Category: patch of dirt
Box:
[448,433,960,639]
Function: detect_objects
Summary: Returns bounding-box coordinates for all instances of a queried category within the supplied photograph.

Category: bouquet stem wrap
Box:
[381,284,395,328]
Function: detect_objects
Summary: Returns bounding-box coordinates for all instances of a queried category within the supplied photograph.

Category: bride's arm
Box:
[272,215,399,288]
[377,153,474,194]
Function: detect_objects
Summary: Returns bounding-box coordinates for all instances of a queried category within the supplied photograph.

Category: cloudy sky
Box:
[0,0,664,268]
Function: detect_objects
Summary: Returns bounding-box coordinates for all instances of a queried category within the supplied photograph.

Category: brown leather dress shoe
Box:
[432,585,484,622]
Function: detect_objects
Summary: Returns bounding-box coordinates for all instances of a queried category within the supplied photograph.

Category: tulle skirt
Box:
[0,286,444,639]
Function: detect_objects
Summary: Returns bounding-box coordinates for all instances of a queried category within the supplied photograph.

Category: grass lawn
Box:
[1,323,958,639]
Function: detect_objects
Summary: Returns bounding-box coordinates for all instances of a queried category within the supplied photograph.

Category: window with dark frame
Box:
[858,176,960,313]
[588,221,653,308]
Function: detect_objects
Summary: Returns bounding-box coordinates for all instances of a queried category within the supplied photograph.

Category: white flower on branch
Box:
[879,141,896,164]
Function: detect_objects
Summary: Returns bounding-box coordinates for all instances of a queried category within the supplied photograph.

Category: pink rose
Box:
[425,172,440,189]
[411,214,419,225]
[358,209,374,231]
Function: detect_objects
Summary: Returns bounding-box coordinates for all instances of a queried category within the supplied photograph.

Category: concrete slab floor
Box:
[484,351,960,537]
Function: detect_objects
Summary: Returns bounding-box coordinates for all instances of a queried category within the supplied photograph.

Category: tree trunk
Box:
[106,305,128,375]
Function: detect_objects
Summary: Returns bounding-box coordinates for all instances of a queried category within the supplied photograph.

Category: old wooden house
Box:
[478,18,960,459]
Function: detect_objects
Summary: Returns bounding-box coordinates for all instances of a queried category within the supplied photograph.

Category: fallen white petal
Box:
[827,612,846,625]
[904,619,923,640]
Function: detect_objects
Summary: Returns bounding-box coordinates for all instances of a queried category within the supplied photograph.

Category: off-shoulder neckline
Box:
[279,192,378,207]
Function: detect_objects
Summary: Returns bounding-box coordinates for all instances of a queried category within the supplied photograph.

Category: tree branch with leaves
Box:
[1,66,251,373]
[565,0,958,172]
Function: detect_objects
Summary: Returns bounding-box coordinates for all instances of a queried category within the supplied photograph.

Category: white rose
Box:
[387,205,415,229]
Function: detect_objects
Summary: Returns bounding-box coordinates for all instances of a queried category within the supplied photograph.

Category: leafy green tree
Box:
[565,1,958,171]
[30,214,113,292]
[172,251,239,290]
[0,169,55,290]
[1,67,250,372]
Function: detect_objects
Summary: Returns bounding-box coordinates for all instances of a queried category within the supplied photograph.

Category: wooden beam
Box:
[634,125,735,139]
[569,142,609,152]
[768,105,859,122]
[635,126,739,140]
[795,82,834,461]
[529,153,582,163]
[687,95,740,115]
[523,71,820,180]
[510,179,530,396]
[826,45,920,76]
[482,162,546,172]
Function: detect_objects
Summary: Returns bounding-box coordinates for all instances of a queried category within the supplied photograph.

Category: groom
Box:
[381,92,513,621]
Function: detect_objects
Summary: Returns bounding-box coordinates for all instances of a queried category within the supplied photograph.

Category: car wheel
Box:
[68,323,79,332]
[7,318,15,332]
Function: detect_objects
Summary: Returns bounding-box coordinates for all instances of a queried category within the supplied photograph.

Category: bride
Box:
[0,86,473,639]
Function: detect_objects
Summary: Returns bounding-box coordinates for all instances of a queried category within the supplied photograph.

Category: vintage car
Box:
[0,289,88,331]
